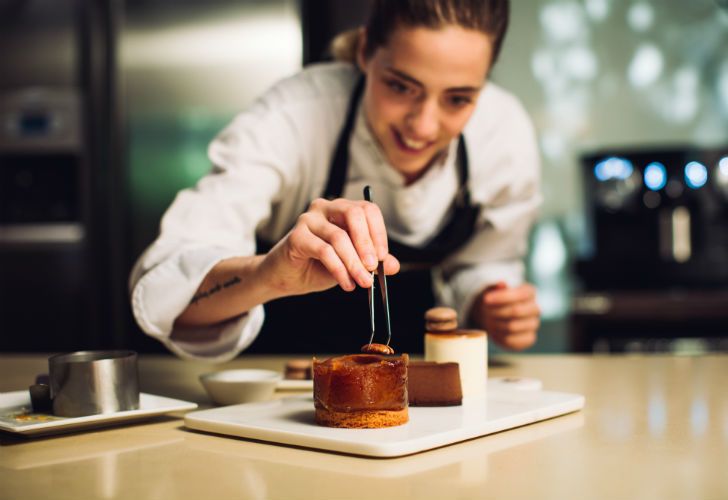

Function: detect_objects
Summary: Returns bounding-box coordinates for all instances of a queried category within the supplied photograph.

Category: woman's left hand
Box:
[470,281,540,350]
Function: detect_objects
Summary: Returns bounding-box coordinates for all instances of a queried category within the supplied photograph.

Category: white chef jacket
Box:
[129,62,541,362]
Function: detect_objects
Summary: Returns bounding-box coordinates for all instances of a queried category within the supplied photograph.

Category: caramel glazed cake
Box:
[313,352,409,428]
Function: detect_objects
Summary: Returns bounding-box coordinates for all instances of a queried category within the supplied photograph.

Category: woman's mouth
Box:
[392,128,431,154]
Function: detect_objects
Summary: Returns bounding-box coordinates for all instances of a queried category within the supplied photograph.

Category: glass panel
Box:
[121,0,302,261]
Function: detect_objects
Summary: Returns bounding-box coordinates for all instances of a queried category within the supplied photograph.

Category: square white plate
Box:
[0,391,198,436]
[276,379,313,391]
[185,385,584,457]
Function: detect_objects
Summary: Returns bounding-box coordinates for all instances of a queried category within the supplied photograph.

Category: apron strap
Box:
[323,76,366,200]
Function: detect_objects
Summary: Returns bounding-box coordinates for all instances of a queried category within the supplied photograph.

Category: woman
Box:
[130,0,541,361]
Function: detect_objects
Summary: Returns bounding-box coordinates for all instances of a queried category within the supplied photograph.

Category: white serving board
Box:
[0,391,198,436]
[276,379,313,391]
[184,385,584,457]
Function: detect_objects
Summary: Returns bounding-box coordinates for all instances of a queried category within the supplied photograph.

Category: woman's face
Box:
[358,25,492,183]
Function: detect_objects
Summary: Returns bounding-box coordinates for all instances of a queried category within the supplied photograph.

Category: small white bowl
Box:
[199,369,282,406]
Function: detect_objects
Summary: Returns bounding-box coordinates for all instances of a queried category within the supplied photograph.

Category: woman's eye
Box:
[447,95,472,108]
[386,79,409,95]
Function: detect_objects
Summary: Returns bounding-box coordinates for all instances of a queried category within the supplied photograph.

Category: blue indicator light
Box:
[684,161,707,189]
[594,157,634,181]
[643,162,667,191]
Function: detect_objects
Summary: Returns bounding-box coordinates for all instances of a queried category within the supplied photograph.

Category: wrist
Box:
[246,254,288,304]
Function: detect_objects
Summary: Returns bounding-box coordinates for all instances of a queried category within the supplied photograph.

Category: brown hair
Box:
[331,0,510,67]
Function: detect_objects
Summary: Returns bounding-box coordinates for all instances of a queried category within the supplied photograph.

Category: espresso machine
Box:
[571,145,728,352]
[577,145,728,289]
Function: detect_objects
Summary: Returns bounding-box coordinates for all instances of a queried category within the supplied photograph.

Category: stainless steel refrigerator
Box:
[0,0,305,352]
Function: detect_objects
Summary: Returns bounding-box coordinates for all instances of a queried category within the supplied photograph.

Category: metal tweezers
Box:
[363,186,392,347]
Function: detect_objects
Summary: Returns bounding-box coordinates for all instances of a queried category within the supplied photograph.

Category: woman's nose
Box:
[405,99,439,140]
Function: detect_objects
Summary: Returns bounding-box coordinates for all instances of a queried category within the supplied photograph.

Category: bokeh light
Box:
[644,162,667,190]
[684,161,708,189]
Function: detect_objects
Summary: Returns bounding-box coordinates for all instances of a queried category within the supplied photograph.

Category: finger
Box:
[305,213,373,289]
[362,201,389,261]
[291,223,356,291]
[493,316,541,335]
[333,201,378,272]
[382,254,400,275]
[484,283,536,306]
[485,300,541,321]
[484,281,508,293]
[496,331,537,351]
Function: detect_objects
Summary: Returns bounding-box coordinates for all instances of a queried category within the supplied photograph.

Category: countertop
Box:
[1,353,726,500]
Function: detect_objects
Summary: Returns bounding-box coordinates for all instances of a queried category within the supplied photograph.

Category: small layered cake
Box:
[407,361,462,406]
[424,307,487,399]
[313,353,409,428]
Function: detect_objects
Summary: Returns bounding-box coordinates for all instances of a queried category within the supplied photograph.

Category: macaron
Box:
[425,307,458,332]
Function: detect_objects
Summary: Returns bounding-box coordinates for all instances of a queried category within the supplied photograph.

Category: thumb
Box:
[484,280,508,294]
[482,280,508,306]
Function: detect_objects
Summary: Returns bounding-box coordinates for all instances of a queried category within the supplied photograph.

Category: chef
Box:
[129,0,542,361]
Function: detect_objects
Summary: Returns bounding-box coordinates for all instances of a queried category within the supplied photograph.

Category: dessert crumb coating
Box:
[313,353,409,428]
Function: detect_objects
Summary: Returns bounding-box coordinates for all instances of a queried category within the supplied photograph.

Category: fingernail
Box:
[365,254,377,269]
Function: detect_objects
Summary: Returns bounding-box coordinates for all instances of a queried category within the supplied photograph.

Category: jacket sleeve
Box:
[128,88,305,362]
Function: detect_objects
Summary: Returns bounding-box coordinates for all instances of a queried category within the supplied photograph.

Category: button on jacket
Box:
[129,62,542,362]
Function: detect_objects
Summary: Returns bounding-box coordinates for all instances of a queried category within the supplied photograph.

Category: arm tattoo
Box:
[189,276,241,305]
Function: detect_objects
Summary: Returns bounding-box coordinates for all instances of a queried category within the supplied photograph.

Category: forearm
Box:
[175,255,282,328]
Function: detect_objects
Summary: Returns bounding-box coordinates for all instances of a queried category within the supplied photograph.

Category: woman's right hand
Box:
[259,197,400,297]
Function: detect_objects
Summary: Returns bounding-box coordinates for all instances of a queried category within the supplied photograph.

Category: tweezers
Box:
[363,186,392,347]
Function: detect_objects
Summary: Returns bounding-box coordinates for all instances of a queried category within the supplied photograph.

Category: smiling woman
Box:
[129,0,543,359]
[358,25,491,183]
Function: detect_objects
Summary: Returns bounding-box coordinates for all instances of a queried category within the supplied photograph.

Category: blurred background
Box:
[1,0,727,355]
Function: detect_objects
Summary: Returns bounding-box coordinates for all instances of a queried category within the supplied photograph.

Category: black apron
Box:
[248,77,480,354]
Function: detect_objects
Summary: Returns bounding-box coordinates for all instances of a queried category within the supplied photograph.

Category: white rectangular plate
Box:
[0,391,198,436]
[276,379,313,391]
[184,386,584,457]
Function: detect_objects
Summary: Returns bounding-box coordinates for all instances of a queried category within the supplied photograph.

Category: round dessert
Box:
[313,353,409,428]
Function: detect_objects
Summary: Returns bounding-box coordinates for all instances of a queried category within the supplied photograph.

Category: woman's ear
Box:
[356,27,369,72]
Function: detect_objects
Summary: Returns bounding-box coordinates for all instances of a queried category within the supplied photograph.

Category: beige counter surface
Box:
[1,353,726,499]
